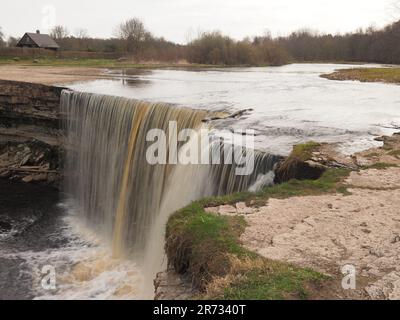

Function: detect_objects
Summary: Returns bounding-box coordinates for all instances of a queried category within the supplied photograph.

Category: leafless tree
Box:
[117,18,148,54]
[7,36,19,47]
[74,28,89,39]
[50,25,69,40]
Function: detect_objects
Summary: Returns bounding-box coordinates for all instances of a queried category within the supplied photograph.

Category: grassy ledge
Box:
[321,67,400,84]
[165,167,350,300]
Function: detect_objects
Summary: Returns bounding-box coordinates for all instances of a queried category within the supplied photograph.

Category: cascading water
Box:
[61,90,280,297]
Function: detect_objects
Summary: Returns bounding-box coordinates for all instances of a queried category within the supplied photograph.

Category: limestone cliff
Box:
[0,80,64,186]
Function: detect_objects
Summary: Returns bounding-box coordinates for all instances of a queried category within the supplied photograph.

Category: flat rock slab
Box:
[233,167,400,300]
[346,167,400,189]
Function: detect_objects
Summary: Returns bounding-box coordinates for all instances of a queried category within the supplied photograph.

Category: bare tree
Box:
[74,28,89,39]
[117,18,148,54]
[7,36,19,47]
[50,25,69,40]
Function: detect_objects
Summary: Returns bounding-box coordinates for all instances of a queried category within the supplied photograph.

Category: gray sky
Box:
[1,0,398,43]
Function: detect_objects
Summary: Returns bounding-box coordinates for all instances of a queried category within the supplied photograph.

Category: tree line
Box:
[186,31,289,66]
[277,21,400,64]
[1,18,400,65]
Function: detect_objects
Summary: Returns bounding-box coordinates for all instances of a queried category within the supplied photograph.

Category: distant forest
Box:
[1,18,399,65]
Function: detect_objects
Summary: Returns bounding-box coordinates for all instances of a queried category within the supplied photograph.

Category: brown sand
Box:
[0,65,107,85]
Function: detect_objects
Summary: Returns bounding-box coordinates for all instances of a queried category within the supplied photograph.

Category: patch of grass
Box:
[0,56,223,69]
[321,68,400,84]
[261,168,350,198]
[274,142,325,183]
[365,152,380,157]
[362,162,398,170]
[166,203,328,300]
[388,149,400,157]
[197,191,254,207]
[166,204,251,290]
[166,168,349,299]
[291,141,321,161]
[198,168,350,208]
[219,265,327,300]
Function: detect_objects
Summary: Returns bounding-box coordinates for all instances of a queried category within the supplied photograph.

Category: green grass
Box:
[220,265,327,300]
[196,168,350,208]
[166,203,328,300]
[165,168,349,299]
[0,56,225,69]
[291,141,321,161]
[362,162,398,170]
[388,149,400,157]
[321,67,400,84]
[169,203,247,256]
[261,168,350,197]
[365,152,380,157]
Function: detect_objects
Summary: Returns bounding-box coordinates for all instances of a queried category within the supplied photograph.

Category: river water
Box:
[1,63,399,300]
[70,63,400,155]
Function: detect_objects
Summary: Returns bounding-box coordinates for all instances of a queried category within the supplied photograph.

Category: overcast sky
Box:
[1,0,398,43]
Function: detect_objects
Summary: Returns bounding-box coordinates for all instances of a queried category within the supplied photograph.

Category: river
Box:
[1,63,399,300]
[70,63,400,155]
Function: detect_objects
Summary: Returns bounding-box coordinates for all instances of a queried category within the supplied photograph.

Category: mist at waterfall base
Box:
[43,91,279,299]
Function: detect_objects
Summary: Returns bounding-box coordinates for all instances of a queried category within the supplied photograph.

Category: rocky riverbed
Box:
[0,80,63,186]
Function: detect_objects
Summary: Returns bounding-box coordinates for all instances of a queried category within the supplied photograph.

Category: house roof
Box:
[23,33,60,49]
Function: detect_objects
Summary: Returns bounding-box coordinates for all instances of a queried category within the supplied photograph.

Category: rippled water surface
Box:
[69,63,400,155]
[0,180,142,300]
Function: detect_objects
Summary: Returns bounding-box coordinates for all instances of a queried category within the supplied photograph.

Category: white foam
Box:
[2,202,144,300]
[248,171,275,192]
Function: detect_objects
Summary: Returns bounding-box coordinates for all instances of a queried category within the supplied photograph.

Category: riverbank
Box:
[0,58,231,85]
[0,65,108,85]
[0,80,63,186]
[0,63,240,86]
[162,133,400,300]
[0,57,195,68]
[321,67,400,85]
[2,69,400,300]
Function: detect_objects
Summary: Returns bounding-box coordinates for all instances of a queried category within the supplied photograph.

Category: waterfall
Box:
[61,90,280,294]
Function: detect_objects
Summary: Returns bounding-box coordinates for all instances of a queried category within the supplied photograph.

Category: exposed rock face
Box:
[154,269,197,300]
[0,80,64,186]
[205,202,255,216]
[274,159,325,183]
[274,142,359,184]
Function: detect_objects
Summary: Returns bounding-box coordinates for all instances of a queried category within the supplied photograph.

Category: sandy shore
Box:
[0,65,107,85]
